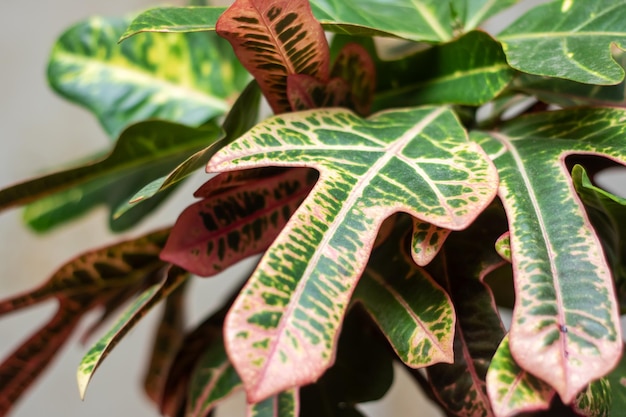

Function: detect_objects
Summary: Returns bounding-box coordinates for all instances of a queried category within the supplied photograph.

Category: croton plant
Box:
[2,0,626,416]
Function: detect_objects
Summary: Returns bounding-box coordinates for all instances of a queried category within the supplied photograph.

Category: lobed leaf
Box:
[216,0,330,113]
[497,0,626,85]
[161,168,316,276]
[77,266,189,399]
[49,16,247,138]
[354,215,455,368]
[486,335,555,417]
[373,31,515,111]
[472,108,626,402]
[208,106,498,401]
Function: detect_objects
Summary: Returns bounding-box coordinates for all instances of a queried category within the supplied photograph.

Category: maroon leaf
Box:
[330,42,376,116]
[216,0,330,113]
[287,74,350,111]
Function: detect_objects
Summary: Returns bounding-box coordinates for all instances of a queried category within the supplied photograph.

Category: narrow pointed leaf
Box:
[497,0,626,85]
[161,168,316,276]
[208,106,497,401]
[50,16,247,138]
[573,378,611,417]
[472,108,626,402]
[216,0,330,113]
[354,216,455,368]
[0,296,92,417]
[144,280,188,406]
[247,389,299,417]
[187,335,243,417]
[120,7,227,41]
[117,81,262,216]
[373,31,514,111]
[426,205,508,417]
[486,335,555,417]
[411,218,450,266]
[77,266,188,399]
[1,122,220,232]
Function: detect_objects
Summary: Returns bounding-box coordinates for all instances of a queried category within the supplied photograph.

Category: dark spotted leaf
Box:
[286,75,350,111]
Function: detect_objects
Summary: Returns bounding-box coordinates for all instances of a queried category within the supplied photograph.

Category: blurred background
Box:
[0,1,624,416]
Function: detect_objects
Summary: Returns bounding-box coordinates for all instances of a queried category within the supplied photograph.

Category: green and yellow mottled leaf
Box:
[497,0,626,85]
[354,215,455,368]
[117,81,261,216]
[143,280,188,406]
[208,106,497,401]
[1,122,220,232]
[49,15,247,138]
[573,378,611,417]
[495,232,511,263]
[374,31,514,111]
[77,266,188,399]
[161,168,316,276]
[187,335,243,417]
[216,0,329,113]
[411,218,450,266]
[472,108,626,402]
[248,389,299,417]
[486,335,555,417]
[426,204,508,417]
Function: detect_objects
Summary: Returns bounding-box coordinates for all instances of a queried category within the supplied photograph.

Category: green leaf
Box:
[187,335,243,417]
[5,122,221,232]
[161,168,316,276]
[373,31,515,110]
[77,266,188,399]
[49,16,247,138]
[354,215,455,368]
[486,335,555,417]
[115,80,261,217]
[143,280,188,406]
[573,378,611,417]
[472,108,625,402]
[248,389,299,417]
[497,0,626,85]
[120,7,226,41]
[208,106,498,401]
[572,165,626,313]
[426,204,508,417]
[606,344,626,416]
[462,0,520,32]
[216,0,330,113]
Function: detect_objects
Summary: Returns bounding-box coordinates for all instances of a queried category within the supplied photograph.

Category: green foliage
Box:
[2,1,626,417]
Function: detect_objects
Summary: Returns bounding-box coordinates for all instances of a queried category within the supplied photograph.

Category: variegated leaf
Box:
[117,81,262,216]
[161,168,316,276]
[330,42,376,116]
[427,204,509,417]
[354,215,455,368]
[411,218,450,266]
[216,0,330,113]
[0,296,94,417]
[495,232,511,263]
[144,279,188,406]
[77,266,189,399]
[486,335,555,417]
[208,106,498,401]
[187,335,243,417]
[247,389,299,417]
[472,108,626,402]
[50,16,247,138]
[497,0,626,85]
[287,75,351,112]
[573,378,611,417]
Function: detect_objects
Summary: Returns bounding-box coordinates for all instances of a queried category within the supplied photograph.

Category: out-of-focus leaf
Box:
[144,279,188,406]
[572,165,626,312]
[427,204,508,417]
[486,335,554,417]
[187,335,242,417]
[497,0,626,85]
[161,168,316,276]
[50,15,247,138]
[247,389,299,417]
[373,31,514,111]
[287,75,351,111]
[330,42,376,116]
[216,0,329,113]
[0,121,221,232]
[354,215,455,368]
[77,266,188,399]
[117,81,262,216]
[573,378,611,417]
[209,106,497,401]
[605,344,626,415]
[473,108,626,402]
[120,7,226,41]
